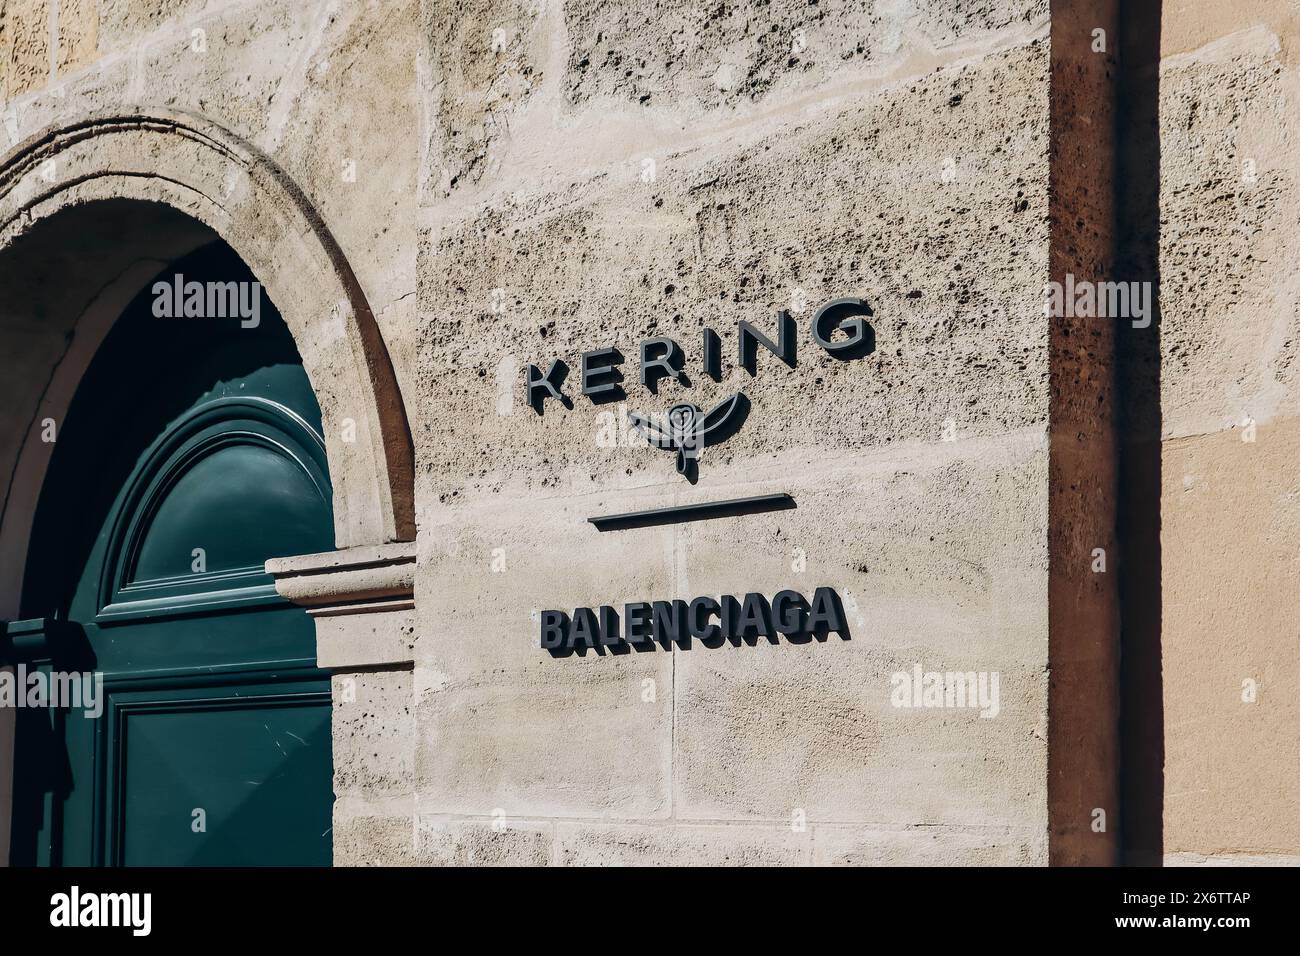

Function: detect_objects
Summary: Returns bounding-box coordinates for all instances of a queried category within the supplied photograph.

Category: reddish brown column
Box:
[1047,0,1123,866]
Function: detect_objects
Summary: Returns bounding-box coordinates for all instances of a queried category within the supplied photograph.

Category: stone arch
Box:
[0,107,415,619]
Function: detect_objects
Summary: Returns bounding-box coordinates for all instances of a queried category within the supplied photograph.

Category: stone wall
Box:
[3,0,1292,867]
[0,0,418,411]
[1141,0,1300,866]
[402,0,1052,866]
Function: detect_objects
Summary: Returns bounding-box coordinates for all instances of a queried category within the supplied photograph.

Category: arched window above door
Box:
[98,397,334,625]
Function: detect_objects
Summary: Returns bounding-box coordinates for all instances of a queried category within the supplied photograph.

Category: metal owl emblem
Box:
[628,392,747,481]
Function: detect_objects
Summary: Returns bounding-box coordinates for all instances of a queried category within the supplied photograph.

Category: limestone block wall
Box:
[0,0,1291,870]
[400,0,1053,865]
[0,0,420,428]
[1143,0,1300,866]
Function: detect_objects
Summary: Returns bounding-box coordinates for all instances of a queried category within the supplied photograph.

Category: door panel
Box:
[9,243,335,867]
[108,680,331,867]
[132,439,330,581]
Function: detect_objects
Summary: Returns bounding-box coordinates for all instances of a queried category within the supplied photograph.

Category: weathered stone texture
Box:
[56,0,97,76]
[0,0,1092,867]
[410,0,1050,865]
[2,0,420,423]
[332,670,415,799]
[562,0,1048,108]
[414,818,554,865]
[333,809,418,866]
[558,822,809,866]
[1157,28,1300,439]
[3,0,50,100]
[0,0,1289,869]
[97,0,210,48]
[416,39,1050,505]
[1154,4,1300,864]
[813,823,1043,865]
[1160,422,1300,861]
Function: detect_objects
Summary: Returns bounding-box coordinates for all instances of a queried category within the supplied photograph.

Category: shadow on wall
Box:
[1116,0,1164,867]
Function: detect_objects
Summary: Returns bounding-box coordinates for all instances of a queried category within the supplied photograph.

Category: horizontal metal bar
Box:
[588,492,796,531]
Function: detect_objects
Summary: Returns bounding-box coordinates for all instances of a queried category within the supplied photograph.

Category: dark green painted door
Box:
[8,243,335,866]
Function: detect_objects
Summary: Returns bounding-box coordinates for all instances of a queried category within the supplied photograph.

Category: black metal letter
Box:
[719,594,740,641]
[688,596,721,640]
[807,587,849,638]
[702,328,722,382]
[651,599,688,646]
[527,360,570,413]
[598,606,623,648]
[810,297,874,359]
[581,348,624,402]
[624,602,653,645]
[738,311,796,374]
[640,337,684,393]
[569,607,599,649]
[737,592,774,640]
[772,590,809,636]
[539,610,568,649]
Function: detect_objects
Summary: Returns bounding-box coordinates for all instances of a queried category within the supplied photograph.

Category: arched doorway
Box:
[10,241,336,865]
[0,110,418,866]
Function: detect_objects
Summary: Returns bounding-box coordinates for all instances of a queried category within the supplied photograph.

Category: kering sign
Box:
[540,586,849,652]
[524,297,873,480]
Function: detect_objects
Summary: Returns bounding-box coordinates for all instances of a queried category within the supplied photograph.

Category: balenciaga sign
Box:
[530,297,869,658]
[540,587,849,652]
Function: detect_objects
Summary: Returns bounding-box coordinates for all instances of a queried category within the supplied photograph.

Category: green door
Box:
[7,243,335,866]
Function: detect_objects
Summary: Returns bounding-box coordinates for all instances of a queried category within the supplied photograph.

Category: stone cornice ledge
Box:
[266,542,416,670]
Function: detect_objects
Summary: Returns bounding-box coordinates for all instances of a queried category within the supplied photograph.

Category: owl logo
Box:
[628,392,748,481]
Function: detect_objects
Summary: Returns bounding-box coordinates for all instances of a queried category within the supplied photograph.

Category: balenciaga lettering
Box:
[540,586,849,651]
